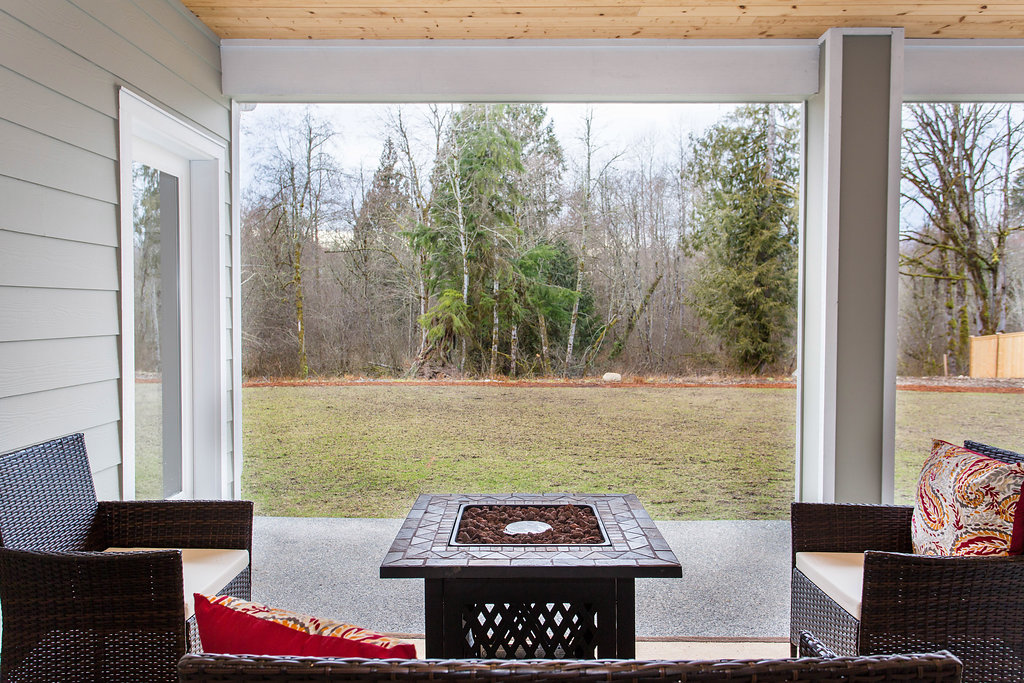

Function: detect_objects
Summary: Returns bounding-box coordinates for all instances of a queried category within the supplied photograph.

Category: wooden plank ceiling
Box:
[181,1,1024,40]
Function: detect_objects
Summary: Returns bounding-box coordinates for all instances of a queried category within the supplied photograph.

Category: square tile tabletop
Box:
[380,493,681,579]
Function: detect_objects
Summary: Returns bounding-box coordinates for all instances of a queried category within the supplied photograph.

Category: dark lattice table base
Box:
[464,601,599,658]
[430,577,633,659]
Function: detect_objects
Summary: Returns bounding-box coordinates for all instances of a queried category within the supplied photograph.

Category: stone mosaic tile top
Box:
[380,494,682,579]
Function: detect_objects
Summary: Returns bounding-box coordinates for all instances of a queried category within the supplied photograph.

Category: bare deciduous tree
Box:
[901,103,1024,372]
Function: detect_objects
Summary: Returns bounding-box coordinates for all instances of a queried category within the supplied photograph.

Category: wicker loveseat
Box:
[178,647,962,682]
[0,433,254,682]
[790,501,1024,683]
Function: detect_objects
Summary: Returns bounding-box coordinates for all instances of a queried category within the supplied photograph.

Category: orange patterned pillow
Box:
[194,594,416,658]
[912,440,1024,556]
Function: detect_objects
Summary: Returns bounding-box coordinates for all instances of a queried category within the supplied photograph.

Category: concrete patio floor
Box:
[251,517,791,657]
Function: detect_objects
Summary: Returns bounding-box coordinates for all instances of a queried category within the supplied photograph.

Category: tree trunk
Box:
[538,312,552,375]
[509,324,518,378]
[565,250,585,373]
[565,115,594,375]
[293,238,308,378]
[417,253,429,355]
[460,239,468,373]
[457,185,470,373]
[489,279,500,377]
[610,272,663,360]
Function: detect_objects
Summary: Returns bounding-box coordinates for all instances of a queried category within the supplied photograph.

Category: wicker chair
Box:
[790,501,1024,683]
[177,645,963,682]
[0,433,253,683]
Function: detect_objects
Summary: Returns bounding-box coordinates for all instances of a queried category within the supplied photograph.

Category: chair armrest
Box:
[861,550,1024,639]
[790,502,913,565]
[98,500,253,551]
[0,547,188,680]
[0,546,186,623]
[799,631,838,658]
[0,546,186,621]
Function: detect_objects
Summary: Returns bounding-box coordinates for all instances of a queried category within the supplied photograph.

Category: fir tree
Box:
[688,104,800,373]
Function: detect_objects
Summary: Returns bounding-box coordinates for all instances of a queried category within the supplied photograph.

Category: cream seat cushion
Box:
[104,548,250,619]
[795,551,864,620]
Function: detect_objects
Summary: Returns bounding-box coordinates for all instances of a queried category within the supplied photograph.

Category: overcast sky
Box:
[239,102,740,193]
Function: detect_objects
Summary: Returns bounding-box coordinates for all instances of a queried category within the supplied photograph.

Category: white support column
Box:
[798,28,903,504]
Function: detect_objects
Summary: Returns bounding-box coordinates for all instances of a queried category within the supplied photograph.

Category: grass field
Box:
[241,384,1024,520]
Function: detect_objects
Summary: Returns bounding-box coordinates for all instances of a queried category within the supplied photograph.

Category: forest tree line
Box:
[240,103,1023,379]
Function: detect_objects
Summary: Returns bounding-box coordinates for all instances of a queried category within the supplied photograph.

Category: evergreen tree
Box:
[419,104,525,374]
[688,104,800,373]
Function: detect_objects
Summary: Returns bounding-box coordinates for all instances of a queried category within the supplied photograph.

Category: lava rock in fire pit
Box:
[454,504,605,545]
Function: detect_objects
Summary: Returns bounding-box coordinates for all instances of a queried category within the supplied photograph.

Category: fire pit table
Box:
[380,494,681,659]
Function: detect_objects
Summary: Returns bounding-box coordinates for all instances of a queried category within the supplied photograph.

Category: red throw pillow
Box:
[194,594,416,658]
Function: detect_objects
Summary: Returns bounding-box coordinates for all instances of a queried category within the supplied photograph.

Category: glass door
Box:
[130,142,192,499]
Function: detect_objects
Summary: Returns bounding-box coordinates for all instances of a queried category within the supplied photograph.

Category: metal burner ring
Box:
[504,520,553,535]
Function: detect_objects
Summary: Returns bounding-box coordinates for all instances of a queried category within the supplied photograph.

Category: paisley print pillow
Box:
[194,594,416,658]
[912,440,1024,556]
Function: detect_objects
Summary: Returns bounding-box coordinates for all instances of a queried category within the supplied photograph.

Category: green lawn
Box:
[135,382,163,500]
[893,390,1024,504]
[240,384,1024,520]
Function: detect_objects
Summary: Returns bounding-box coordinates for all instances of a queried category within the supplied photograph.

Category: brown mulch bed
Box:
[242,377,797,390]
[242,375,1023,393]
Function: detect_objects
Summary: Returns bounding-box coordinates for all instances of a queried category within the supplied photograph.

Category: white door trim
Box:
[118,88,230,500]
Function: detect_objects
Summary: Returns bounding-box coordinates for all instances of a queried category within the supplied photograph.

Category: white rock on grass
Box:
[602,372,623,382]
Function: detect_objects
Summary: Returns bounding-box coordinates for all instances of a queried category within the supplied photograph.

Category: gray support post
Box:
[798,29,903,504]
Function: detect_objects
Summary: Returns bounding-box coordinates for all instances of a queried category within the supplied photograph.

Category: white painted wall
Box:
[0,0,237,499]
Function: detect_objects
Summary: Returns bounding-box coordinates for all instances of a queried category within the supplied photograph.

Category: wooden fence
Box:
[970,331,1024,378]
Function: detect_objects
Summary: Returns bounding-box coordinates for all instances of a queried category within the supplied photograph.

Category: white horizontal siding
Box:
[0,176,117,246]
[0,380,120,448]
[3,1,229,140]
[0,336,119,400]
[0,231,118,290]
[0,288,118,342]
[0,118,118,202]
[86,420,122,499]
[67,0,224,102]
[93,466,122,500]
[0,12,120,118]
[0,0,232,505]
[128,0,221,69]
[0,65,117,159]
[84,421,121,473]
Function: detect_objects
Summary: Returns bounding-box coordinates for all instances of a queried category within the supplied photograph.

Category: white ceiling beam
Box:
[222,37,1024,103]
[904,40,1024,102]
[221,39,819,102]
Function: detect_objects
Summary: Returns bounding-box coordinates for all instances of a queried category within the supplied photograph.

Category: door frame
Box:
[118,88,229,500]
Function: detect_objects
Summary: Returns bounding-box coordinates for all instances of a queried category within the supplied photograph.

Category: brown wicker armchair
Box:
[177,648,963,682]
[0,433,253,682]
[790,501,1024,683]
